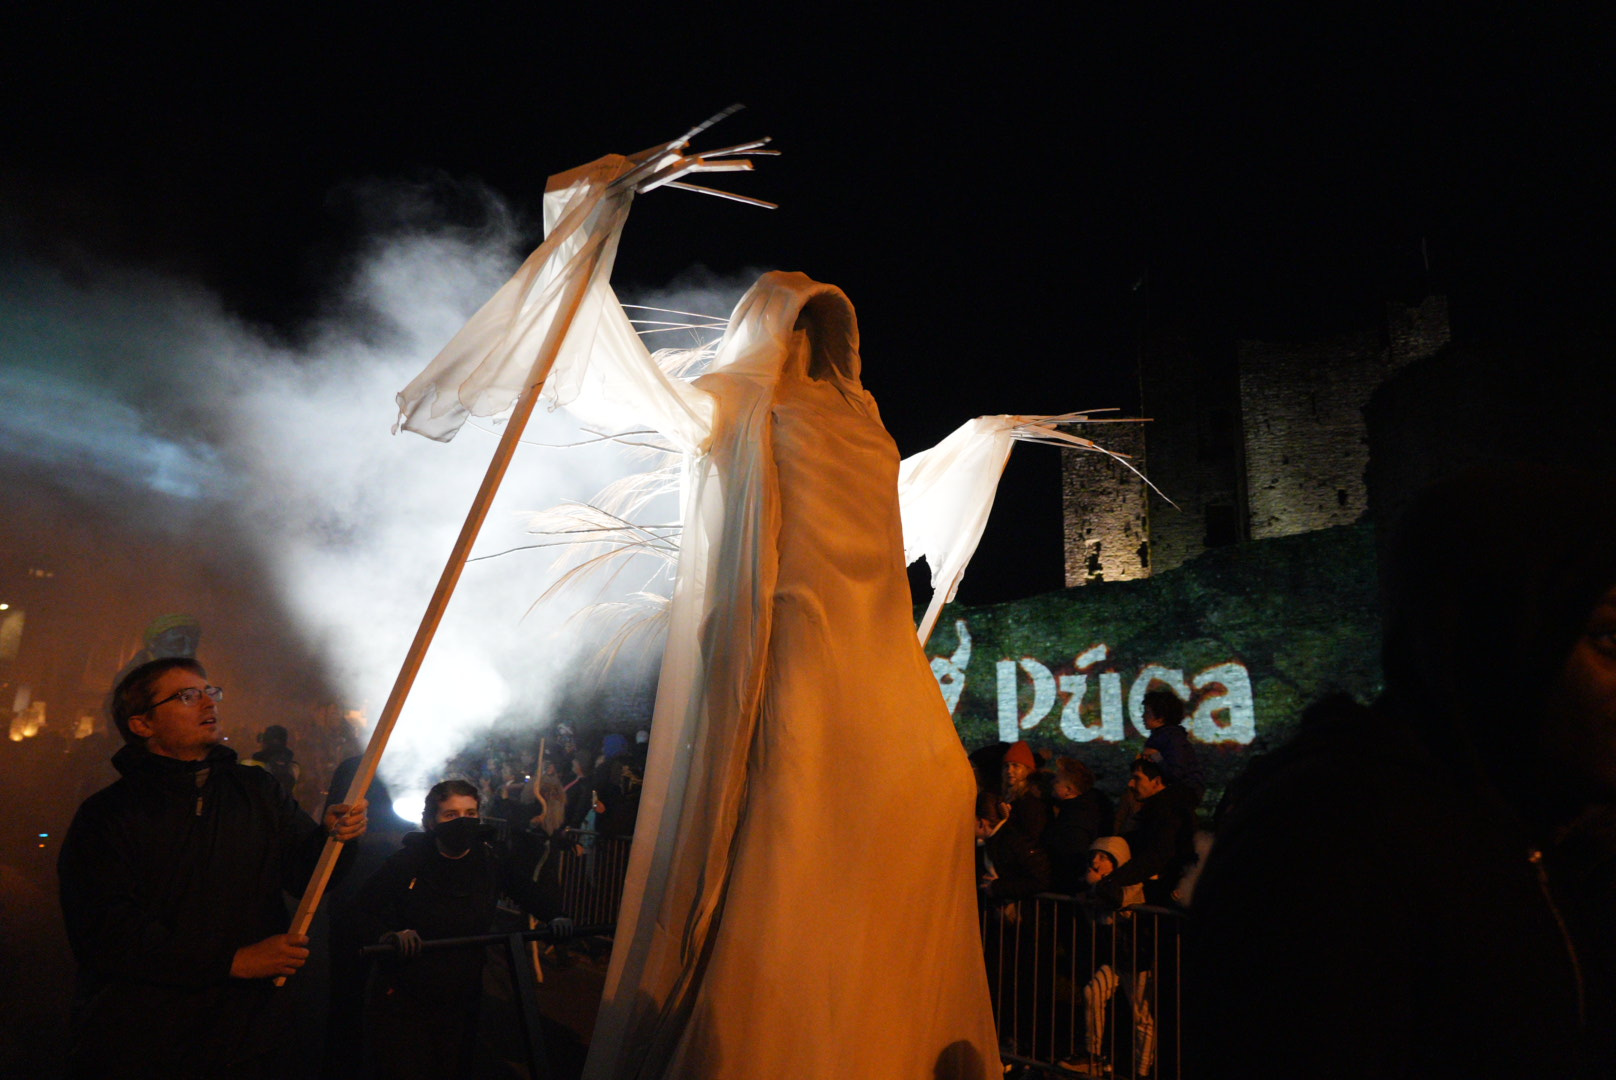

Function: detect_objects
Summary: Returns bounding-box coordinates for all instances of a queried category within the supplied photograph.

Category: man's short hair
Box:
[422,779,480,831]
[1142,689,1186,727]
[111,657,207,746]
[1131,758,1166,784]
[1053,756,1094,795]
[974,789,1007,824]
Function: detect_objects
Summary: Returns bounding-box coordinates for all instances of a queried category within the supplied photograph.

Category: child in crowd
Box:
[1063,836,1154,1078]
[1139,689,1205,804]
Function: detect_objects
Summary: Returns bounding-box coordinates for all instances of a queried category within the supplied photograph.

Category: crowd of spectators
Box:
[56,463,1616,1078]
[972,688,1204,915]
[972,690,1204,1077]
[440,724,649,844]
[318,723,648,1077]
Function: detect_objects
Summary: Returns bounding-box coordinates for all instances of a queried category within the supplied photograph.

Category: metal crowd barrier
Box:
[363,922,614,1080]
[472,826,1185,1077]
[479,821,634,930]
[982,894,1186,1078]
[553,828,635,929]
[350,818,629,1080]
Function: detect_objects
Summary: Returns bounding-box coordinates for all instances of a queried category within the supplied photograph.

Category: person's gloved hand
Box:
[380,928,423,960]
[548,917,574,941]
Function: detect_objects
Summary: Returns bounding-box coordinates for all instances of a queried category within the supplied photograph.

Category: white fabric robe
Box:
[583,272,999,1079]
[397,159,1004,1079]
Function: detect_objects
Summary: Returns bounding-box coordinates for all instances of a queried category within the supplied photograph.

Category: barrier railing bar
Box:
[359,923,618,956]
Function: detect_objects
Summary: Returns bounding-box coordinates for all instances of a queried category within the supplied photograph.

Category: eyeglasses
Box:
[145,686,225,711]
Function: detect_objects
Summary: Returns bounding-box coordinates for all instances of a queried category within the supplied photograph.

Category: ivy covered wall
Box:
[925,520,1382,804]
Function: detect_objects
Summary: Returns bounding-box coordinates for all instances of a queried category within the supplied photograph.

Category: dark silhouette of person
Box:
[246,724,299,800]
[1190,464,1616,1077]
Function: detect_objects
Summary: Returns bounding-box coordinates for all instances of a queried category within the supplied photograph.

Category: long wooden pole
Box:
[278,127,765,976]
[280,239,606,976]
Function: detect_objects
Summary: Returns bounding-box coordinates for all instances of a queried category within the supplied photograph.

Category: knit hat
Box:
[1004,741,1037,771]
[1089,834,1132,868]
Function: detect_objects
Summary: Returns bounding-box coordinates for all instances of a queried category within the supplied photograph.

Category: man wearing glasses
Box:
[58,656,368,1078]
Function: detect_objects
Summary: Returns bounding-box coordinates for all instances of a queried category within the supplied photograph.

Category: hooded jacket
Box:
[57,742,331,1076]
[354,826,563,1003]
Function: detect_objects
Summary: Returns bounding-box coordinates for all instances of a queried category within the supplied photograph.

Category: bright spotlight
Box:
[393,791,425,826]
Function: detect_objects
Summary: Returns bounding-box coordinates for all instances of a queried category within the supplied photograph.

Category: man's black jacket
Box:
[57,742,334,1075]
[1097,782,1198,907]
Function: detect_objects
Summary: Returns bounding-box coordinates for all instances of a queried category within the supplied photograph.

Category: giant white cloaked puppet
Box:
[395,121,1143,1080]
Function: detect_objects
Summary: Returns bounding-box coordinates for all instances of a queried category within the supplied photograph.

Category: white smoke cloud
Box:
[0,182,758,804]
[0,363,224,497]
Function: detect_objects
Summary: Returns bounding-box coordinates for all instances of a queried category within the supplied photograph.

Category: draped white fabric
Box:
[393,155,647,443]
[582,272,1000,1079]
[395,155,1014,1078]
[898,413,1142,645]
[899,416,1021,645]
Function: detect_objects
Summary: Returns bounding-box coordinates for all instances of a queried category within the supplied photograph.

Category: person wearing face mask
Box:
[355,780,572,1079]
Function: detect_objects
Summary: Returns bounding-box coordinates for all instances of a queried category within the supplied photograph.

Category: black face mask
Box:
[434,816,483,856]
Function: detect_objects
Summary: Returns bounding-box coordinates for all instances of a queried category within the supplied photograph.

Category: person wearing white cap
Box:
[1062,836,1153,1078]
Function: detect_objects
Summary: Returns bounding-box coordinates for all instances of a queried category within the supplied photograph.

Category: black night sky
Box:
[4,5,1611,602]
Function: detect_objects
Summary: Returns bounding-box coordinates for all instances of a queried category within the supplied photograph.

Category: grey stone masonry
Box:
[1387,293,1451,368]
[1239,330,1384,539]
[1062,422,1150,586]
[1240,296,1449,541]
[1059,297,1449,579]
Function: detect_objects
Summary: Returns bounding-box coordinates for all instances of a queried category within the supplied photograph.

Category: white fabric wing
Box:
[898,415,1020,644]
[393,155,652,442]
[899,413,1146,644]
[545,280,714,454]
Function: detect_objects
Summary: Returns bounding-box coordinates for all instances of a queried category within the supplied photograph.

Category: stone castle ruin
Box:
[1063,295,1451,584]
